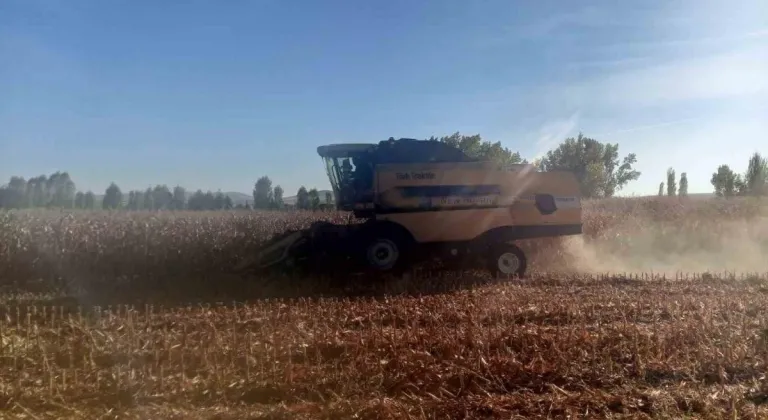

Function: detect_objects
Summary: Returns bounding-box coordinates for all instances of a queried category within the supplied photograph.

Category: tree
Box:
[126,191,138,210]
[253,176,273,209]
[203,191,215,209]
[214,191,226,210]
[711,165,740,197]
[666,168,676,196]
[151,185,172,210]
[2,176,28,209]
[187,190,206,210]
[678,172,688,197]
[84,191,96,210]
[272,185,284,209]
[132,190,145,210]
[296,186,309,210]
[44,173,58,206]
[538,133,640,198]
[308,188,321,210]
[102,182,123,209]
[172,186,186,210]
[325,191,333,205]
[744,152,767,196]
[54,172,76,208]
[432,132,525,165]
[74,191,85,209]
[27,175,47,207]
[40,171,76,208]
[143,188,154,210]
[658,182,664,197]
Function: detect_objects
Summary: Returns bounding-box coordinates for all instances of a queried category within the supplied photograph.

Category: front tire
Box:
[359,226,413,275]
[365,238,401,271]
[487,243,527,278]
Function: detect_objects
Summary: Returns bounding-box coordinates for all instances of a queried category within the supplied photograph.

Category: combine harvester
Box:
[245,137,583,278]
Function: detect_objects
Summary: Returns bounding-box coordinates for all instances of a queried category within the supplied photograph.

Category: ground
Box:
[1,197,767,419]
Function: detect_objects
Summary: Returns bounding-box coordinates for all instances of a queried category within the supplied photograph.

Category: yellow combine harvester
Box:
[250,137,582,277]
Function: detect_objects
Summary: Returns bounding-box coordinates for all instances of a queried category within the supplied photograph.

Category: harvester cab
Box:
[317,142,376,215]
[243,137,583,278]
[318,138,477,217]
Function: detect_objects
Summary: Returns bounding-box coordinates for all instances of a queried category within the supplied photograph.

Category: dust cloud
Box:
[559,217,768,276]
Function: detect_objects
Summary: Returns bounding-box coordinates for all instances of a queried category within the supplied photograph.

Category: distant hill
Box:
[221,192,251,206]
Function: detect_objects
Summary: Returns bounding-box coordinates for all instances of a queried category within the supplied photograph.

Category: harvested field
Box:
[1,197,768,418]
[2,274,768,419]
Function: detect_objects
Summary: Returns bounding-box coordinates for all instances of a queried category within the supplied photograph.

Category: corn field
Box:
[1,197,767,418]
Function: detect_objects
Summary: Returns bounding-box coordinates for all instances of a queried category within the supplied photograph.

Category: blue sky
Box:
[1,0,766,197]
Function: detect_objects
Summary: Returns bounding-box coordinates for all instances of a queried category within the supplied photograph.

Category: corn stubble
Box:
[1,197,768,419]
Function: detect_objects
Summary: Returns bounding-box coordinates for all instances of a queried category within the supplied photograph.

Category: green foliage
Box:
[0,176,27,209]
[296,186,309,210]
[48,172,76,208]
[172,186,186,210]
[28,175,47,207]
[102,183,123,210]
[744,152,767,196]
[709,154,768,198]
[126,191,139,210]
[253,176,273,209]
[74,191,85,209]
[272,185,284,209]
[678,173,688,197]
[187,190,207,210]
[666,168,676,197]
[538,133,640,198]
[141,188,153,210]
[308,188,321,210]
[186,189,232,210]
[658,182,664,197]
[84,191,95,210]
[432,132,525,165]
[0,172,78,209]
[711,165,738,197]
[151,185,173,210]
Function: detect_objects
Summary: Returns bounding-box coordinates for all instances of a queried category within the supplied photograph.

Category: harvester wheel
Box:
[365,238,400,270]
[488,243,527,279]
[359,225,413,275]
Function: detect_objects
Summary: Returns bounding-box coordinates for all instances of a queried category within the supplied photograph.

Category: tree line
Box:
[656,152,767,198]
[0,173,336,211]
[709,152,768,197]
[657,168,690,197]
[251,176,334,211]
[1,134,765,211]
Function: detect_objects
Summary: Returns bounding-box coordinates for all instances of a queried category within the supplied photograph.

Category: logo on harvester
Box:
[396,172,436,180]
[535,194,557,215]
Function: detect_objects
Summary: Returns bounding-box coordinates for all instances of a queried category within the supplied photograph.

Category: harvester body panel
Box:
[374,161,582,243]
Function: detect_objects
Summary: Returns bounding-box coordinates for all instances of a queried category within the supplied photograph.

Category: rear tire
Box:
[487,243,527,278]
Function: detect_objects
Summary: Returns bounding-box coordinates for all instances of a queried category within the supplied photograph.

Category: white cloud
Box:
[512,6,641,39]
[544,45,768,111]
[592,116,703,137]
